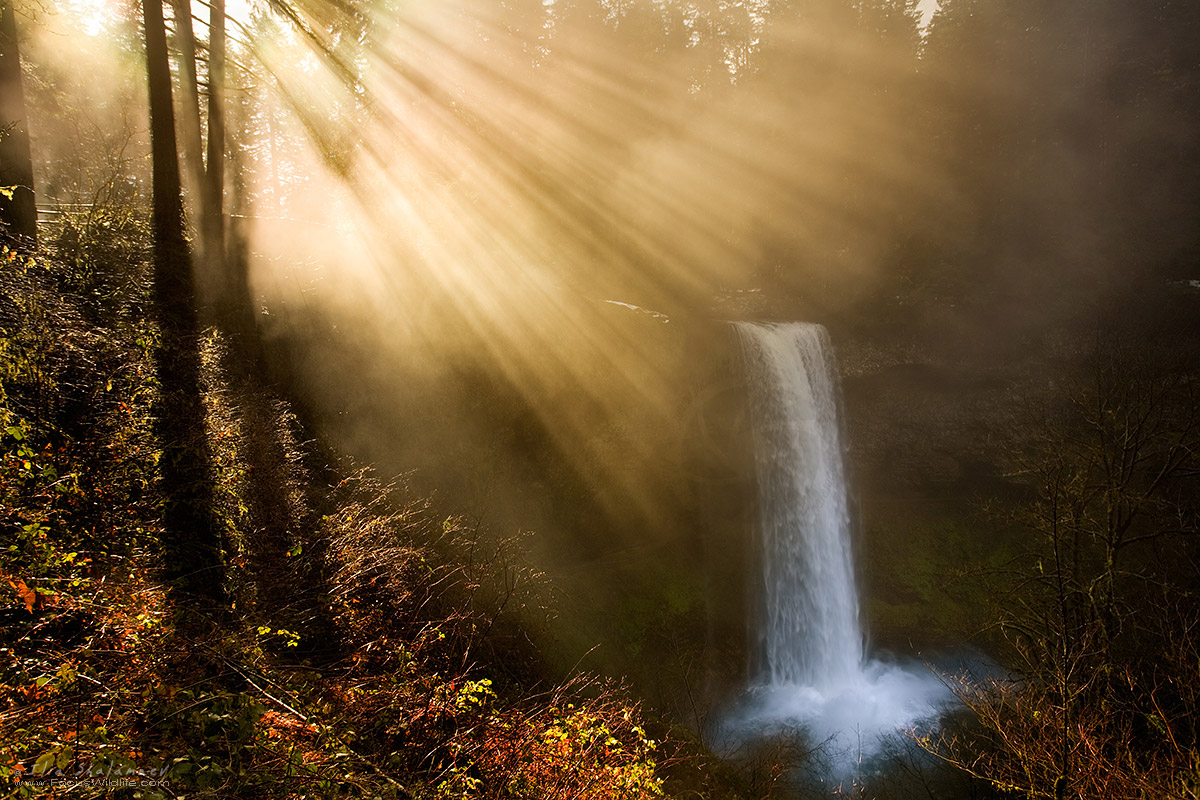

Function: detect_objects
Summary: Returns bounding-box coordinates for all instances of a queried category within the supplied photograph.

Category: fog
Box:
[240,0,950,540]
[19,0,1200,780]
[193,0,1198,536]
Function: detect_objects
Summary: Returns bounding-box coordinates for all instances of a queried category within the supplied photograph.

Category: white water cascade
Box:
[720,322,948,772]
[737,322,862,689]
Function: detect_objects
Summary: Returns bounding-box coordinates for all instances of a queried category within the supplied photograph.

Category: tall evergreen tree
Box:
[170,0,207,225]
[204,0,228,308]
[143,0,224,602]
[0,0,35,245]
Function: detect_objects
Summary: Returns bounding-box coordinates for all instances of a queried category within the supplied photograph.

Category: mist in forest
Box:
[209,0,1199,548]
[15,0,1194,595]
[8,1,1200,796]
[27,1,1199,525]
[21,0,1200,742]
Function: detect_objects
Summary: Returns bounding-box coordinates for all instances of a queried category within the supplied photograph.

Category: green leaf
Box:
[32,750,57,775]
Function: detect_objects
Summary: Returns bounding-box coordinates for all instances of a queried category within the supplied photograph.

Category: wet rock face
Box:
[840,362,1014,500]
[827,315,1049,503]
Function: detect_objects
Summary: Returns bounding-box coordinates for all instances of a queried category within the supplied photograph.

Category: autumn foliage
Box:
[0,222,665,798]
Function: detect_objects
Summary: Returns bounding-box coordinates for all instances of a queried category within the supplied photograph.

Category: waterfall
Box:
[715,322,949,772]
[736,321,862,690]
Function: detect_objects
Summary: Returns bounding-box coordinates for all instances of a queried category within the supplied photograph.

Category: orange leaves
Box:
[259,709,319,741]
[10,576,36,613]
[4,573,54,614]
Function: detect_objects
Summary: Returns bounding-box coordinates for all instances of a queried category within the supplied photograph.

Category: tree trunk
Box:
[0,0,35,246]
[204,0,227,307]
[169,0,206,231]
[143,0,224,602]
[226,62,257,340]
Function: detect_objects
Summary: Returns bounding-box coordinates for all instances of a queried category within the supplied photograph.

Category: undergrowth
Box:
[0,217,671,799]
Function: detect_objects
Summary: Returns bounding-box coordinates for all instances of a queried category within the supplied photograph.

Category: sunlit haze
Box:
[11,0,1200,794]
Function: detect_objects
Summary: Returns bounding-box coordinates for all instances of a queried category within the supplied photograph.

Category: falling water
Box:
[736,322,862,689]
[718,321,949,774]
